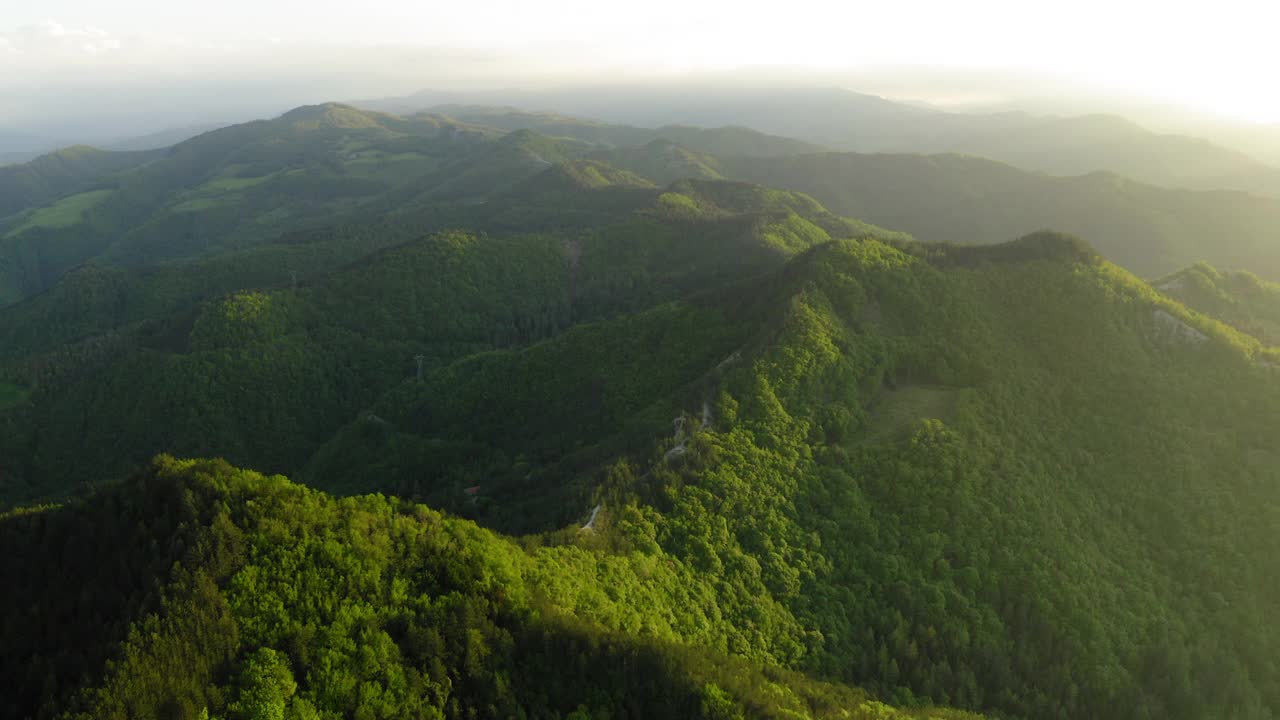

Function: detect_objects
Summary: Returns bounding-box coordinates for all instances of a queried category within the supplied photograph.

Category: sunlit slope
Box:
[0,101,1277,719]
[2,216,1277,718]
[310,232,1280,719]
[0,456,985,720]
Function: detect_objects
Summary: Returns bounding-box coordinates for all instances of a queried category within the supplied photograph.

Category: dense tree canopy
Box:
[2,102,1278,720]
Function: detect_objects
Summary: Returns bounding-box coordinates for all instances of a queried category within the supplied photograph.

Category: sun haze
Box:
[3,0,1280,134]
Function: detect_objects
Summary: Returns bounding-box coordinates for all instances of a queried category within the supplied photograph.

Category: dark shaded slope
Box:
[721,152,1280,278]
[0,146,161,220]
[0,180,885,508]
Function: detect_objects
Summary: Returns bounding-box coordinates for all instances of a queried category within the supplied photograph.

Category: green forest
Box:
[2,102,1279,720]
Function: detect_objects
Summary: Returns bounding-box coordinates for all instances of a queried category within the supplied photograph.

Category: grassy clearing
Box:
[8,190,114,235]
[169,197,228,213]
[345,152,439,180]
[199,173,276,192]
[861,384,963,442]
[347,151,427,164]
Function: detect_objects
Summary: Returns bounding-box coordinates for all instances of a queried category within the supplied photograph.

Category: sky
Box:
[2,0,1279,140]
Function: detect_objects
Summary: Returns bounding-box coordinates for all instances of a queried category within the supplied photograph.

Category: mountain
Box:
[4,227,1279,719]
[363,86,1280,196]
[8,102,1278,303]
[0,104,820,309]
[0,168,904,506]
[304,230,1280,719]
[0,104,503,305]
[718,151,1280,278]
[4,101,1280,720]
[430,105,825,157]
[369,105,1280,280]
[594,139,726,185]
[859,111,1280,197]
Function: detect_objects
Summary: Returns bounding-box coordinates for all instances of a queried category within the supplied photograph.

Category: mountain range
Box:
[1,99,1278,720]
[357,86,1280,197]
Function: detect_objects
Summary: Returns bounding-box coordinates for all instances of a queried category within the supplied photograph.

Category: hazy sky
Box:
[3,0,1279,138]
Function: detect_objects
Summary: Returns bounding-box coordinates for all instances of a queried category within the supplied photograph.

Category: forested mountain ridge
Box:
[359,86,1280,196]
[0,456,986,720]
[304,232,1280,719]
[417,107,1280,279]
[427,105,826,157]
[0,104,819,309]
[718,151,1280,278]
[0,172,903,508]
[2,99,1280,720]
[4,229,1279,719]
[5,102,1280,297]
[0,104,501,305]
[0,145,162,219]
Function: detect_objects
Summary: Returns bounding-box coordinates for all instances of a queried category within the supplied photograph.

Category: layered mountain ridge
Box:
[1,99,1278,720]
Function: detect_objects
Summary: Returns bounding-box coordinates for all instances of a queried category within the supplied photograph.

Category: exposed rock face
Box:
[664,416,689,462]
[581,504,603,531]
[1152,309,1208,345]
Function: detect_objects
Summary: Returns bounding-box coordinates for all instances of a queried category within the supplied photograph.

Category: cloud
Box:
[3,21,123,57]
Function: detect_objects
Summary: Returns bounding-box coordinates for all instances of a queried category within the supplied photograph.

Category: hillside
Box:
[0,175,903,507]
[594,140,727,185]
[0,104,816,308]
[0,104,500,305]
[6,103,1279,303]
[0,146,161,219]
[719,152,1280,278]
[299,233,1280,719]
[0,456,984,720]
[340,104,1280,280]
